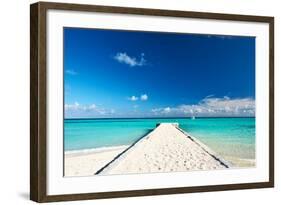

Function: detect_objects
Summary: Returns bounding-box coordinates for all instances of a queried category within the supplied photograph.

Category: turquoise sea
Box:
[64,118,255,164]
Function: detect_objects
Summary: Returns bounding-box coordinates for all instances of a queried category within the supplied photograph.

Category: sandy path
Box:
[98,123,229,175]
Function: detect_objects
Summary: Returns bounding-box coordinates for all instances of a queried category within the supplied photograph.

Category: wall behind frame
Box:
[0,0,279,205]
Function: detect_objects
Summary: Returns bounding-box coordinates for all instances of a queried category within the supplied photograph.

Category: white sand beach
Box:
[64,146,128,177]
[65,123,231,177]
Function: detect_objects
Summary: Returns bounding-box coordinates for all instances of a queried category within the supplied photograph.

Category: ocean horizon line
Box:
[64,116,256,120]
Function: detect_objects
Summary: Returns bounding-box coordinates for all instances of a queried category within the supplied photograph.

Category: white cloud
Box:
[128,96,138,101]
[88,104,96,109]
[65,69,77,75]
[65,102,115,118]
[151,96,255,117]
[65,102,80,110]
[128,94,148,102]
[114,52,146,67]
[140,94,148,101]
[163,107,171,113]
[65,102,98,112]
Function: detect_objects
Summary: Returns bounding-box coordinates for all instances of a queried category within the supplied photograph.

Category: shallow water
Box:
[64,118,255,163]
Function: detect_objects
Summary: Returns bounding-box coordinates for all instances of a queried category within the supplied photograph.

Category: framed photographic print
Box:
[30,1,274,202]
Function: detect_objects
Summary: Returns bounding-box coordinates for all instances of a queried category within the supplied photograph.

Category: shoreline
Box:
[65,145,130,156]
[64,144,255,166]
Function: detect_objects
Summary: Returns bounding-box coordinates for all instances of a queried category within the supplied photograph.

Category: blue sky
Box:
[64,27,255,118]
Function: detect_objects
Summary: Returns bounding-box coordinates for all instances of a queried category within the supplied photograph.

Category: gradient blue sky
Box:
[64,27,255,118]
